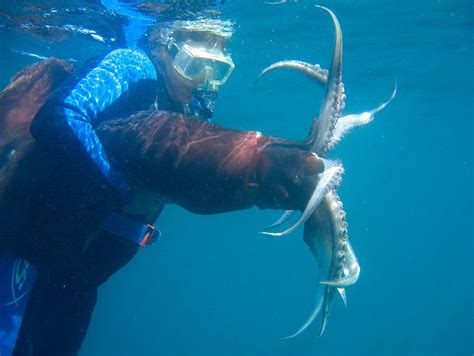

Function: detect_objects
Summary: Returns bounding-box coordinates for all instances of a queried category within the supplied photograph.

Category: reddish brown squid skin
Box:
[0,58,323,268]
[97,111,324,215]
[0,58,74,137]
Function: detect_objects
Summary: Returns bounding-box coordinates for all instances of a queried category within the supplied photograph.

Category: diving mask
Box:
[170,42,235,88]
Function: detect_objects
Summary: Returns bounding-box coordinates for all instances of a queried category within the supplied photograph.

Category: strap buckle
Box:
[100,213,161,247]
[139,224,160,247]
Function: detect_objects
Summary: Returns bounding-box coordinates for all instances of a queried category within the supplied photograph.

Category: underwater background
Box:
[0,0,472,355]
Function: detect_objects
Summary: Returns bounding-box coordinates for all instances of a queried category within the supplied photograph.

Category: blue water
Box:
[1,0,472,355]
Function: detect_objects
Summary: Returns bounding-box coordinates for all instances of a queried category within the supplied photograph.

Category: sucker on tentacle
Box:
[319,191,360,289]
[262,83,393,236]
[254,7,346,157]
[311,6,345,156]
[255,61,346,152]
[285,190,359,338]
[320,262,360,287]
[255,7,346,157]
[256,64,395,155]
[255,60,329,86]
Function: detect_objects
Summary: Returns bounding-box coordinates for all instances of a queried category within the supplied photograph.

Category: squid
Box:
[258,6,396,337]
[0,7,394,341]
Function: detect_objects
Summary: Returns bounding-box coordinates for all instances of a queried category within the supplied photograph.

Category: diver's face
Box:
[153,46,196,105]
[151,39,233,106]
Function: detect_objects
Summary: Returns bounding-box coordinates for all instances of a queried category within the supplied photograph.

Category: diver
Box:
[10,12,236,356]
[30,17,235,213]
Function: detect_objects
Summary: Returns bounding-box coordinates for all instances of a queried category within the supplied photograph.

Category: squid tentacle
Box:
[326,82,397,151]
[289,191,360,338]
[319,191,360,289]
[311,6,345,156]
[256,60,395,154]
[260,159,344,237]
[256,60,329,86]
[263,209,296,231]
[277,6,351,338]
[317,286,335,337]
[320,265,360,287]
[337,287,348,308]
[282,285,327,339]
[258,6,369,338]
[255,7,345,154]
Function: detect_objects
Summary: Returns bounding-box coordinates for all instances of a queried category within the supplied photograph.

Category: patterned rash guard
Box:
[30,49,160,203]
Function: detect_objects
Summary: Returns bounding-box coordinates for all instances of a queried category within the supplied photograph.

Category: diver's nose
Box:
[201,66,214,86]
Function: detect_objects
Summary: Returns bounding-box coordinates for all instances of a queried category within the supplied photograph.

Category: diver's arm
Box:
[30,49,157,202]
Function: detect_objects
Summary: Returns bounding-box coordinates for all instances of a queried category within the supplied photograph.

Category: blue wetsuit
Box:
[31,49,160,203]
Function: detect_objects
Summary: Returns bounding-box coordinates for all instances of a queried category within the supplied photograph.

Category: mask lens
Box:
[171,44,234,86]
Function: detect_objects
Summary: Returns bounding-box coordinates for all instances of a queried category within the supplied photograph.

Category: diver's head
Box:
[146,18,234,119]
